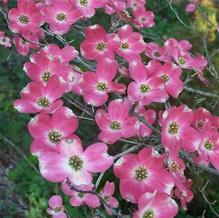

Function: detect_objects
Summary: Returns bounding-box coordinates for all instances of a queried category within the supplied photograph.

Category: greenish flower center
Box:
[48,131,62,143]
[80,0,88,5]
[78,191,85,198]
[54,207,62,213]
[121,42,129,49]
[56,13,67,21]
[154,51,161,57]
[35,0,44,3]
[42,71,52,82]
[110,121,121,130]
[103,195,110,201]
[178,57,186,65]
[135,167,148,181]
[37,97,50,107]
[142,209,154,218]
[141,17,146,22]
[97,82,108,91]
[96,42,107,51]
[19,15,29,24]
[69,155,83,171]
[171,161,180,172]
[204,140,214,150]
[162,74,169,82]
[21,39,26,44]
[139,84,150,93]
[168,122,179,135]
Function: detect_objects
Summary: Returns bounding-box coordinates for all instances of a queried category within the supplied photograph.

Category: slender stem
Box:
[199,180,219,217]
[114,143,143,160]
[184,85,218,98]
[64,96,93,116]
[133,111,161,134]
[180,151,219,176]
[0,132,39,174]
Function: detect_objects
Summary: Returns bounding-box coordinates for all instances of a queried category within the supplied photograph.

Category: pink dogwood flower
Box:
[145,42,170,62]
[13,32,41,56]
[30,134,82,158]
[95,99,138,144]
[133,8,155,28]
[80,25,120,61]
[62,181,100,208]
[115,25,145,62]
[14,76,66,113]
[196,129,219,170]
[47,195,67,218]
[0,31,12,47]
[127,0,145,11]
[105,0,126,15]
[72,0,108,18]
[81,58,125,107]
[127,60,168,106]
[154,62,183,98]
[28,106,78,150]
[166,151,186,184]
[133,192,178,218]
[175,179,193,210]
[38,141,113,186]
[62,69,83,95]
[135,106,156,138]
[42,0,80,35]
[41,44,78,63]
[24,54,71,84]
[192,107,212,132]
[164,38,208,70]
[100,181,119,215]
[114,147,173,203]
[161,105,201,153]
[8,0,44,35]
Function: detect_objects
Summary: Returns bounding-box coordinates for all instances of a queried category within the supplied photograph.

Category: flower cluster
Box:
[1,0,218,217]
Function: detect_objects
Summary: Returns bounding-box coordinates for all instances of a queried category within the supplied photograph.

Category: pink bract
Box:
[95,99,138,144]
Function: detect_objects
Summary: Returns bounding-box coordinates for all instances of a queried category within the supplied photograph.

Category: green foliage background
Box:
[0,0,219,217]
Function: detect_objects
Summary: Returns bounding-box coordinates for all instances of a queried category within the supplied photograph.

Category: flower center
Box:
[141,17,146,22]
[56,13,67,21]
[171,161,180,172]
[78,191,85,198]
[135,167,148,181]
[121,42,129,49]
[168,122,179,135]
[80,0,88,5]
[139,84,150,93]
[178,57,186,65]
[110,121,121,130]
[162,74,169,82]
[19,15,29,24]
[96,42,107,51]
[97,82,108,91]
[154,51,161,57]
[48,131,62,143]
[54,207,62,213]
[37,97,50,107]
[204,140,214,150]
[21,39,26,44]
[42,71,52,82]
[143,209,154,218]
[35,0,44,3]
[197,121,203,129]
[103,195,110,201]
[69,155,83,171]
